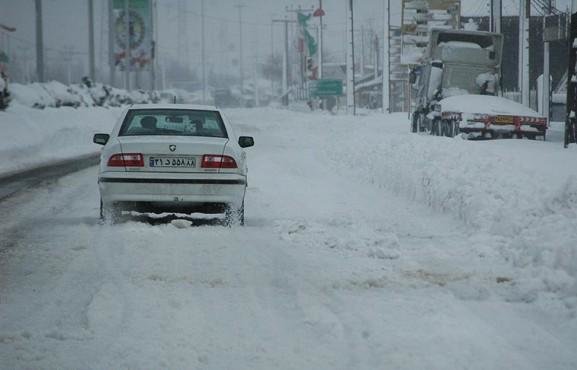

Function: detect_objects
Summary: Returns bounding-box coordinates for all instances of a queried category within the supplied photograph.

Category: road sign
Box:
[310,79,343,97]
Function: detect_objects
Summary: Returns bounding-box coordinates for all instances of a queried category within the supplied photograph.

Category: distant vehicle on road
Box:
[213,88,239,108]
[411,29,548,140]
[93,104,254,225]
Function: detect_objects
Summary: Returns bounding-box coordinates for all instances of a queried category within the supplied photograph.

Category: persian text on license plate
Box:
[149,156,196,168]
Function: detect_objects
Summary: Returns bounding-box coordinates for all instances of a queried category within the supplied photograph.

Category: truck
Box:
[0,51,10,111]
[411,29,548,140]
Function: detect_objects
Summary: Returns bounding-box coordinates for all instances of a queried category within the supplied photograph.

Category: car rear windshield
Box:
[119,109,228,138]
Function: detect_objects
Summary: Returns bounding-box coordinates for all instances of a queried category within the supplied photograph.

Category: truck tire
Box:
[418,114,426,133]
[443,120,453,137]
[452,120,460,137]
[432,119,441,136]
[411,114,418,133]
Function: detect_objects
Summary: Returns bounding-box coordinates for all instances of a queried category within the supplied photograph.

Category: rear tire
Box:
[225,201,245,226]
[433,119,442,136]
[100,199,121,224]
[411,114,418,133]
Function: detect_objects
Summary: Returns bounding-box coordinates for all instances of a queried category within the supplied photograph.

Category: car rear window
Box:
[119,109,228,138]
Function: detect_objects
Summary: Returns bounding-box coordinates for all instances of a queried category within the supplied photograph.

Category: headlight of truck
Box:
[433,104,442,112]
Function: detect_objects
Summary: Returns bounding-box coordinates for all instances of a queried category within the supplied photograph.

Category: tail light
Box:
[201,155,238,169]
[107,153,144,167]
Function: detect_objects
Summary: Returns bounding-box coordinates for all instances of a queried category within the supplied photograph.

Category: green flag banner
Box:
[298,12,318,57]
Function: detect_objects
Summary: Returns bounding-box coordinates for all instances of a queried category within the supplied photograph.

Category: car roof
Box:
[128,104,221,112]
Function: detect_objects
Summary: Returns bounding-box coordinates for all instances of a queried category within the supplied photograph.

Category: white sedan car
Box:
[93,104,254,224]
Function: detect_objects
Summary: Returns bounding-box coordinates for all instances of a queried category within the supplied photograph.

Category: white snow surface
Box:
[441,94,542,116]
[0,107,576,369]
[0,103,121,174]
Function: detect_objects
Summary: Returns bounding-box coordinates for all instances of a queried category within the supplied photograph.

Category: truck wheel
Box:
[411,114,418,133]
[452,120,460,137]
[432,119,441,136]
[445,120,454,137]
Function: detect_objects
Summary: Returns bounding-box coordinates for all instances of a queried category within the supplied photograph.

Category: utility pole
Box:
[360,25,365,76]
[108,0,115,86]
[542,0,552,122]
[201,0,207,104]
[346,0,356,115]
[519,0,530,106]
[566,0,577,147]
[317,0,324,79]
[235,3,246,96]
[35,0,44,82]
[88,0,96,81]
[273,17,295,106]
[491,0,502,34]
[347,0,356,113]
[124,0,130,91]
[382,0,390,113]
[151,0,157,90]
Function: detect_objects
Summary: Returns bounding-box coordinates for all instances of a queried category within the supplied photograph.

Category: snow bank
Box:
[231,108,577,300]
[9,81,164,109]
[0,103,122,174]
[327,114,577,296]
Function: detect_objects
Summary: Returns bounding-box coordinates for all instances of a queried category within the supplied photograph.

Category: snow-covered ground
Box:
[1,107,576,369]
[0,103,121,175]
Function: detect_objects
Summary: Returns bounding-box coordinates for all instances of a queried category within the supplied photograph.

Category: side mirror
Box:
[93,133,110,145]
[238,136,254,148]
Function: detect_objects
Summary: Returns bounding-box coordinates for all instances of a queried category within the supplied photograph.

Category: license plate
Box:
[149,156,196,168]
[494,115,513,124]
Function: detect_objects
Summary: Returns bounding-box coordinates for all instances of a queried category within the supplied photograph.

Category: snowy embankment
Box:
[0,103,121,175]
[232,108,577,302]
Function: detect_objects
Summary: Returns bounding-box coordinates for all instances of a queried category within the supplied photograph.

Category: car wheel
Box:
[225,201,245,226]
[100,199,121,224]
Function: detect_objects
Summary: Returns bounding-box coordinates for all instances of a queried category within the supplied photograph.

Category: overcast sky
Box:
[0,0,573,82]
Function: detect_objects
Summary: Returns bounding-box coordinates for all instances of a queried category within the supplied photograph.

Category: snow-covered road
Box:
[1,108,576,369]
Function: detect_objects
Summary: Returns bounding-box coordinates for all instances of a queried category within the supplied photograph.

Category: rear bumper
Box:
[98,171,246,206]
[459,122,547,137]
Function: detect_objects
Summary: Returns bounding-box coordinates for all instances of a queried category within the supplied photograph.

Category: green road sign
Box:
[310,79,343,97]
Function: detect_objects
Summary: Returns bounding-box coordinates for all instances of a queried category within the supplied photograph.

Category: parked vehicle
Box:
[0,70,10,111]
[93,104,255,225]
[411,29,547,139]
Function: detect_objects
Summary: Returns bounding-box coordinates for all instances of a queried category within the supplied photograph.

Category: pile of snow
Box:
[326,115,577,300]
[441,94,542,116]
[0,103,122,174]
[9,81,166,109]
[231,108,577,304]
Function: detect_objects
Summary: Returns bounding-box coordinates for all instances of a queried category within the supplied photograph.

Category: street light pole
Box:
[201,0,207,104]
[124,0,130,91]
[542,0,552,122]
[235,4,246,96]
[108,0,115,86]
[346,0,356,115]
[273,17,295,106]
[318,0,324,79]
[564,0,577,147]
[382,0,390,113]
[35,0,44,82]
[88,0,96,81]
